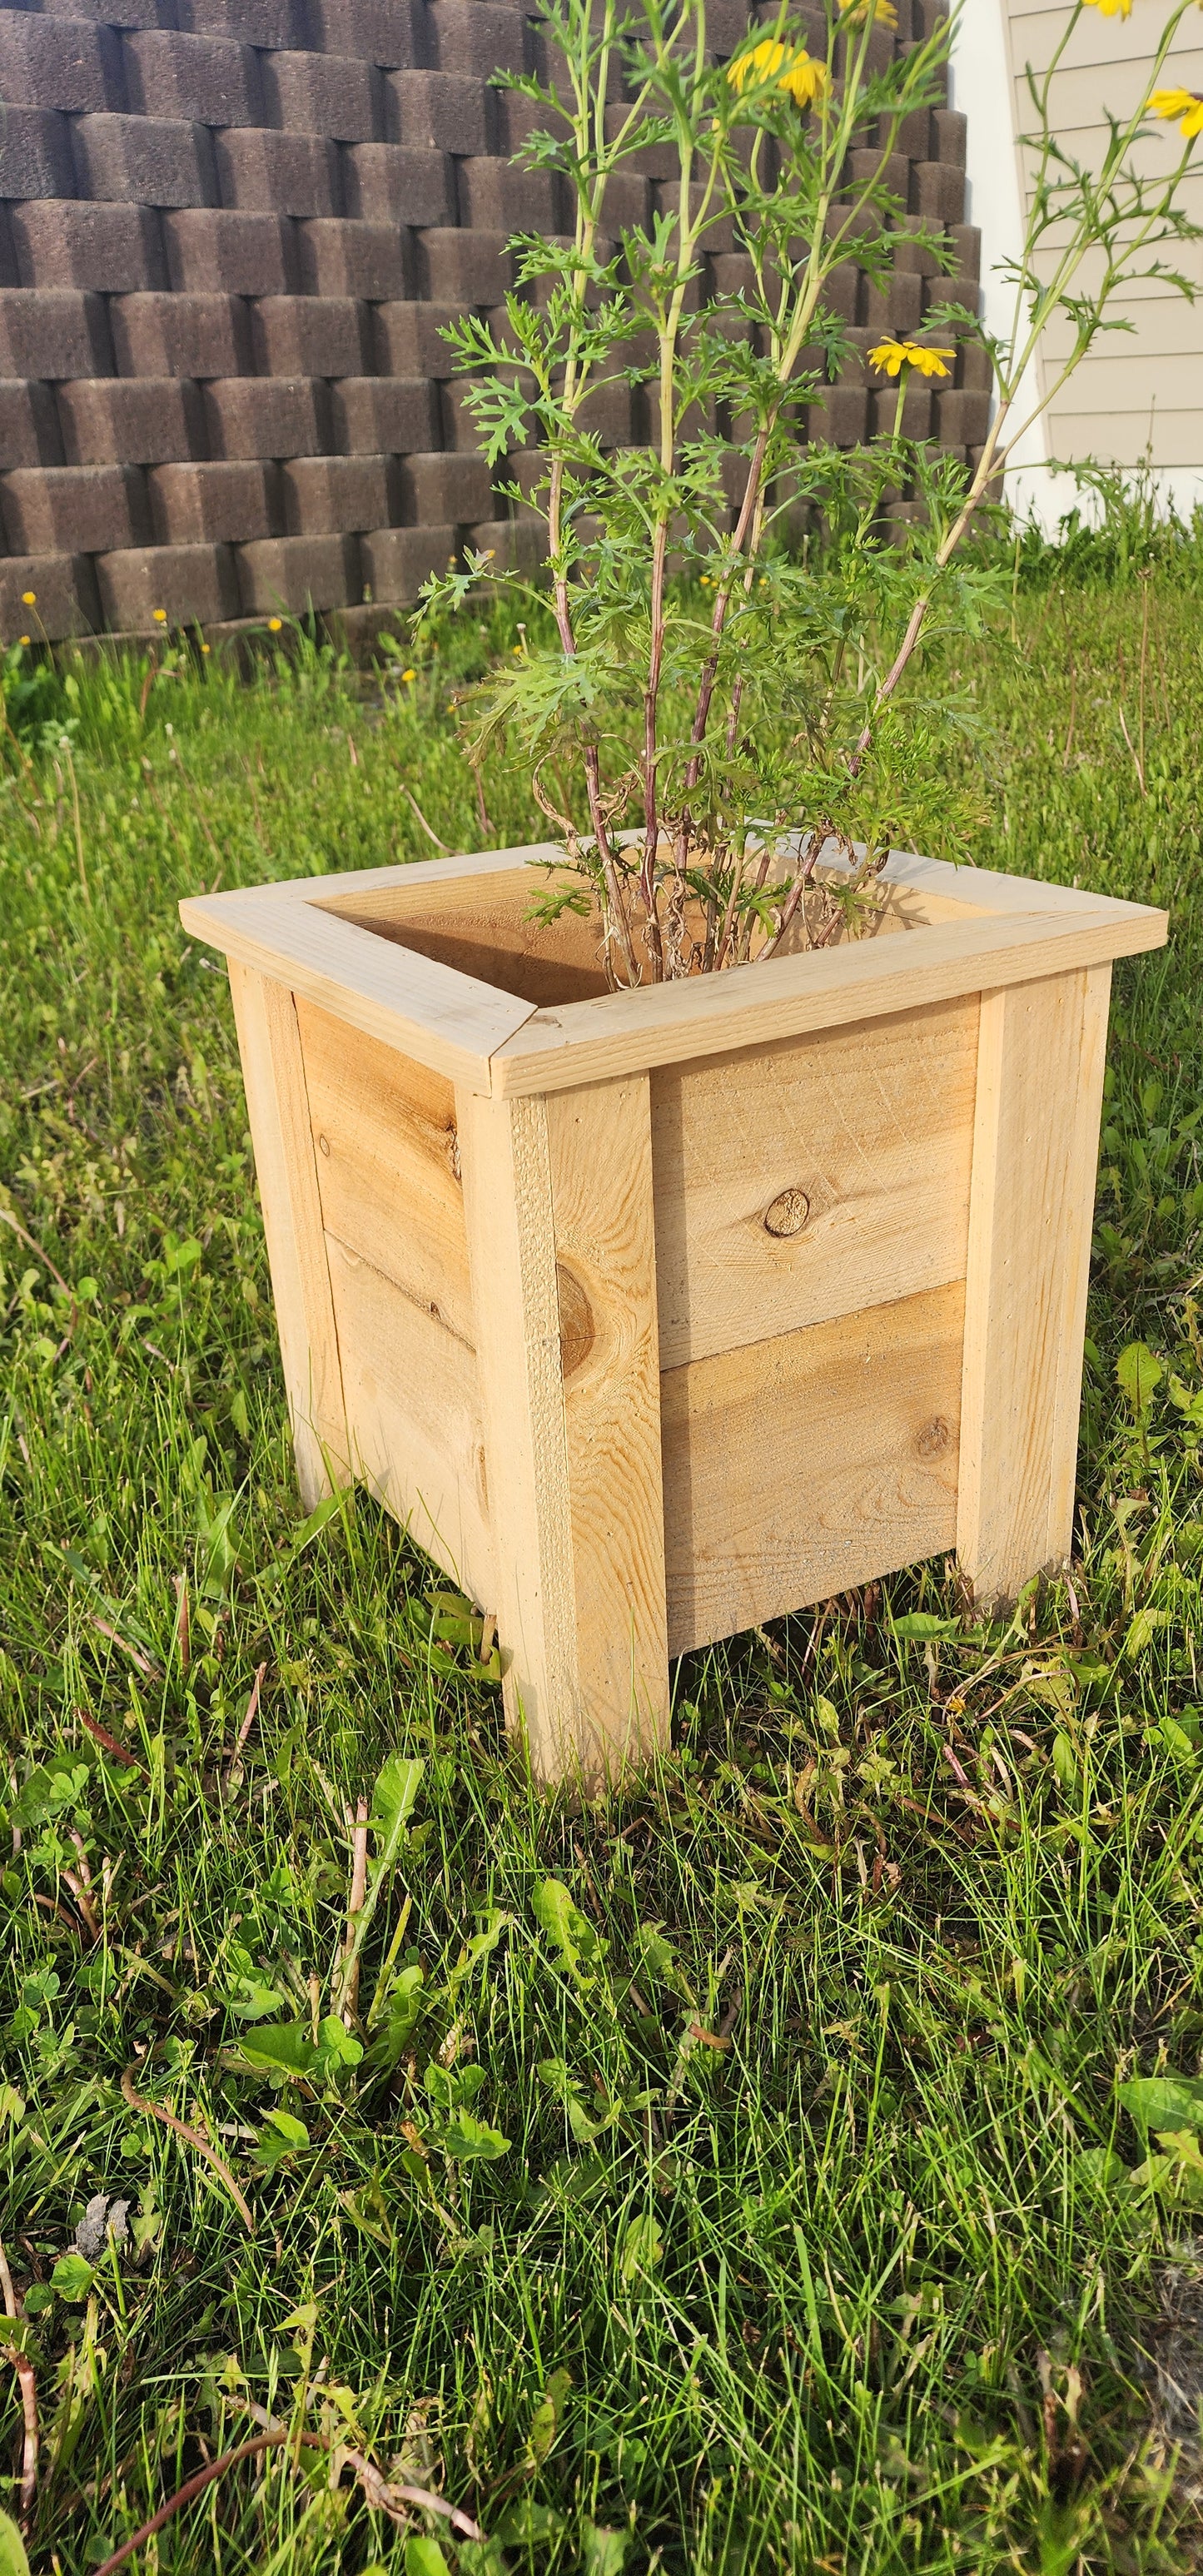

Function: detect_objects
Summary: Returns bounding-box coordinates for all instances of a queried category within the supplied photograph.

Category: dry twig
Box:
[121,2067,254,2234]
[1,2225,38,2525]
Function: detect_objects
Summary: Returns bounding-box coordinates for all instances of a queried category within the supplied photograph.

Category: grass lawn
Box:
[2,549,1203,2576]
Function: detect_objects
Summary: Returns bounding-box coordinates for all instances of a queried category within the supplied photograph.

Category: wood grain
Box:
[652,997,978,1367]
[957,964,1111,1607]
[319,865,611,1008]
[326,1231,493,1608]
[457,1087,579,1774]
[227,961,349,1509]
[296,998,474,1348]
[661,1282,963,1657]
[180,884,539,1091]
[489,903,1166,1097]
[546,1077,670,1778]
[457,1081,669,1785]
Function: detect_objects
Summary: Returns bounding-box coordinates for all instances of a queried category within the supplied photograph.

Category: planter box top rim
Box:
[180,837,1167,1097]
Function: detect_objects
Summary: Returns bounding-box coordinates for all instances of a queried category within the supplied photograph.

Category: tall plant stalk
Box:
[420,0,1203,984]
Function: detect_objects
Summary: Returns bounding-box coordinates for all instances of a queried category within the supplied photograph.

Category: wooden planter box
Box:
[181,843,1165,1784]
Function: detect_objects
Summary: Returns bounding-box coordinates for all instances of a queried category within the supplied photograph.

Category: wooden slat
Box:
[957,965,1111,1607]
[652,997,978,1368]
[489,902,1166,1097]
[457,1080,669,1785]
[326,1231,493,1608]
[546,1077,669,1774]
[227,961,349,1510]
[662,1282,964,1658]
[180,884,539,1090]
[296,998,475,1349]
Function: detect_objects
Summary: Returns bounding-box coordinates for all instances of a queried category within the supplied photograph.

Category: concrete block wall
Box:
[0,0,982,641]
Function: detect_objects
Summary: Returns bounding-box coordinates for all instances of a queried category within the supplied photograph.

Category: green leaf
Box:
[1073,2146,1133,2196]
[370,1753,425,1867]
[617,2211,664,2288]
[1116,1341,1162,1418]
[583,2527,631,2576]
[0,2510,31,2576]
[440,2109,510,2161]
[314,2017,363,2072]
[1122,1606,1171,1658]
[526,2366,572,2466]
[1051,1732,1078,1790]
[534,1877,604,1982]
[51,2252,95,2301]
[405,2540,451,2576]
[262,2109,310,2148]
[236,2021,317,2080]
[495,2503,565,2549]
[1119,2075,1203,2131]
[0,2083,25,2128]
[890,1611,960,1639]
[364,1963,425,2077]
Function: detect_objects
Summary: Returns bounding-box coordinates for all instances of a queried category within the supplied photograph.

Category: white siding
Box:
[952,0,1203,515]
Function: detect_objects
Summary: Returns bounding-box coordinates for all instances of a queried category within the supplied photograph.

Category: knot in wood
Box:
[916,1415,951,1460]
[763,1186,810,1239]
[556,1261,595,1379]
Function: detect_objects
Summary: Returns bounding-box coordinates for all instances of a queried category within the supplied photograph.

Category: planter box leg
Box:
[458,1076,670,1787]
[228,960,350,1511]
[957,963,1111,1608]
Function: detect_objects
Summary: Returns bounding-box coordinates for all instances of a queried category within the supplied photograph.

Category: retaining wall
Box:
[0,0,983,643]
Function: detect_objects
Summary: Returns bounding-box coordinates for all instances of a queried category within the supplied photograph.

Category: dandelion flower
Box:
[268,615,283,632]
[22,589,35,606]
[1150,85,1203,137]
[201,642,211,654]
[153,607,167,624]
[839,0,898,26]
[401,665,416,681]
[18,634,29,646]
[869,336,955,379]
[1082,0,1132,17]
[727,37,828,109]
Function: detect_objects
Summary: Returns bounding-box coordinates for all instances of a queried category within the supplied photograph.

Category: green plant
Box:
[2,567,1203,2567]
[422,0,1203,987]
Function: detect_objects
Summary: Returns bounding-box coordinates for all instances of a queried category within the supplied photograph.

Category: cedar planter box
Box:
[181,843,1165,1784]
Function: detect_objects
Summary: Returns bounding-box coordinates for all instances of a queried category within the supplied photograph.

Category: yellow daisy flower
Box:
[401,666,416,681]
[1082,0,1132,17]
[268,616,283,632]
[869,336,955,379]
[727,37,828,109]
[1150,85,1203,137]
[839,0,898,27]
[22,589,35,606]
[153,607,167,624]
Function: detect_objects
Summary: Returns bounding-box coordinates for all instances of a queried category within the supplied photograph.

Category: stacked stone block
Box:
[0,0,982,639]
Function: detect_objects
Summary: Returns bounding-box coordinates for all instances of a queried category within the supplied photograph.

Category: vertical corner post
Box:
[457,1072,670,1788]
[227,958,350,1510]
[957,962,1112,1608]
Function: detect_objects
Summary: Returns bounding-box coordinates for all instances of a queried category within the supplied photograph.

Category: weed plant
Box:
[1,533,1203,2575]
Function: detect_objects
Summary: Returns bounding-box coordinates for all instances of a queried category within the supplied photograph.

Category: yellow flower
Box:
[869,336,955,379]
[22,589,35,606]
[201,642,211,654]
[1150,85,1203,137]
[1082,0,1132,16]
[839,0,898,26]
[401,666,416,681]
[268,615,283,632]
[18,634,30,646]
[153,607,167,624]
[726,37,828,108]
